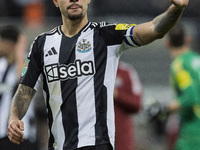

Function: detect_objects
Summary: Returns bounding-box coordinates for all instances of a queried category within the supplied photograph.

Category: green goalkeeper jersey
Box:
[170,50,200,150]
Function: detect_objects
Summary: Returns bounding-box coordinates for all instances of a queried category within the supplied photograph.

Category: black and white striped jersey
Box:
[20,22,139,150]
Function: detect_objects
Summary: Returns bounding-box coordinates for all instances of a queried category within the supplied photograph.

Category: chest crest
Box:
[77,39,92,53]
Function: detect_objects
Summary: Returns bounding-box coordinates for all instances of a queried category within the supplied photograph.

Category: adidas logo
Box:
[45,47,58,57]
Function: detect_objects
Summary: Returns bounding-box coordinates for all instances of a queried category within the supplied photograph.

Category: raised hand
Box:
[170,0,189,8]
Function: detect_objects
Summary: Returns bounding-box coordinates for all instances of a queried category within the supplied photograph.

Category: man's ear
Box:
[52,0,59,8]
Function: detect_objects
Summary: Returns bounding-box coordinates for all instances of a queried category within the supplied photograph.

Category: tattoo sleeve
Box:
[9,84,36,121]
[154,5,185,33]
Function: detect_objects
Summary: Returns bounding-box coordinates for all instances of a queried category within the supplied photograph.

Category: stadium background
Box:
[0,0,199,149]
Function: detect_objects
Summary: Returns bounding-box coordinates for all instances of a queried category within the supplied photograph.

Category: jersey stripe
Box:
[43,79,55,149]
[105,45,121,147]
[60,35,79,149]
[75,28,96,147]
[93,29,110,145]
[43,32,65,150]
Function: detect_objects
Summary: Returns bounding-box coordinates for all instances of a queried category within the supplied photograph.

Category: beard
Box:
[68,12,83,20]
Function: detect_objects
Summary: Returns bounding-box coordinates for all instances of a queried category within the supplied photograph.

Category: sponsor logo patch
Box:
[45,59,95,82]
[45,47,58,57]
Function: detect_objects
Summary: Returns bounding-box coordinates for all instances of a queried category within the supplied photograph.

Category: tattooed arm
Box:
[7,84,36,145]
[132,0,189,46]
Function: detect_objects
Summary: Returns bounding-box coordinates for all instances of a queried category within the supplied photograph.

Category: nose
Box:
[70,0,78,2]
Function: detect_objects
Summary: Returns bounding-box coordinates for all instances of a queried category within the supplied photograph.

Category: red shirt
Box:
[114,61,142,150]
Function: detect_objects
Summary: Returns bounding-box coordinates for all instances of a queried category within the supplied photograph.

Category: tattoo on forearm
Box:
[10,84,36,120]
[135,32,144,45]
[154,6,184,33]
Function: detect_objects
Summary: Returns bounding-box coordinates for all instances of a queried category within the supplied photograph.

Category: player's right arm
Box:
[7,84,36,145]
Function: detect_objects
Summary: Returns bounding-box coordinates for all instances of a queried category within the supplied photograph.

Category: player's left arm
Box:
[132,0,189,46]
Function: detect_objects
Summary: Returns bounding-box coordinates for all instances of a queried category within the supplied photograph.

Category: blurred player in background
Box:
[7,0,189,149]
[114,61,142,150]
[0,25,37,150]
[164,23,200,150]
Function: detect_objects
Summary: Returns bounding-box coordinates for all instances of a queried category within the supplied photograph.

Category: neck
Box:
[61,15,88,37]
[170,46,190,59]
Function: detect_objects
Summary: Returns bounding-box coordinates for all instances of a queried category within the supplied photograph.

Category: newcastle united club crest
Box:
[77,39,92,53]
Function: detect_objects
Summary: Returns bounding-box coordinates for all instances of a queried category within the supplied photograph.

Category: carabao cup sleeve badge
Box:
[21,59,30,77]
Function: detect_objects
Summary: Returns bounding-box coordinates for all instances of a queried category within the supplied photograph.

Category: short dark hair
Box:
[0,25,20,43]
[168,24,185,47]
